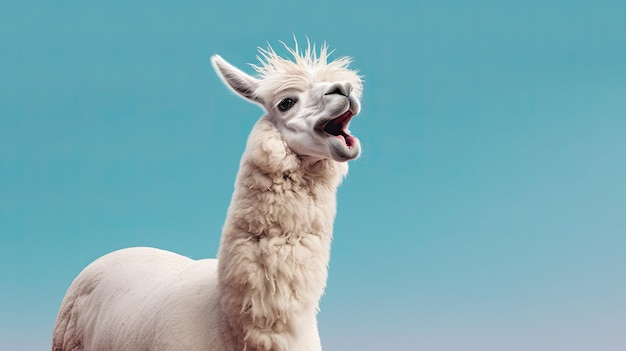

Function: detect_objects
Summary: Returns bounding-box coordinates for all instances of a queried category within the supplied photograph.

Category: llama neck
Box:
[217,118,348,351]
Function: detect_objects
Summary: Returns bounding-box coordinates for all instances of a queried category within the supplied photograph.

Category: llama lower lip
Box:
[329,135,360,161]
[331,133,357,149]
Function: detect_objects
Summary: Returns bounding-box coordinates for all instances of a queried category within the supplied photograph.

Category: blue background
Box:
[1,1,625,350]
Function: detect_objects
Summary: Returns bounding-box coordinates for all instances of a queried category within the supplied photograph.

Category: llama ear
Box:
[211,55,262,104]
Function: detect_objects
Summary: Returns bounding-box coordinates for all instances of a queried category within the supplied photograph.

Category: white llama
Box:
[52,42,363,351]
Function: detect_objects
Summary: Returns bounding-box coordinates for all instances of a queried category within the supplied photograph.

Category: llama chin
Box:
[52,40,364,351]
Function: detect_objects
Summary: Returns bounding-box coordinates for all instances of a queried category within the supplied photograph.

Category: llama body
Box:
[52,248,224,350]
[53,42,363,351]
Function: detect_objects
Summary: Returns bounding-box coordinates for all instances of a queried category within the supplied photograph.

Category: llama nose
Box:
[325,82,352,97]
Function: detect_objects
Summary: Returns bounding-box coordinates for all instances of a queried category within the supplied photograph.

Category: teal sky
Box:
[1,1,625,350]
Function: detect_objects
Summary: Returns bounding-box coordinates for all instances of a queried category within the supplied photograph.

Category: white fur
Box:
[52,41,363,351]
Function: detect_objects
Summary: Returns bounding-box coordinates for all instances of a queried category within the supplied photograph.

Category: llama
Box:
[52,41,363,351]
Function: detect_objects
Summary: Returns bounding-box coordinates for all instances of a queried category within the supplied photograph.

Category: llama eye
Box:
[277,98,296,112]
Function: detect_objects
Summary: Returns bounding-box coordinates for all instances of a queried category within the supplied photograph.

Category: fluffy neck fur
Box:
[217,118,348,351]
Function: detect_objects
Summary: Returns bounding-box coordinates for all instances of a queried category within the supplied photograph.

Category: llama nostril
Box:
[325,83,351,97]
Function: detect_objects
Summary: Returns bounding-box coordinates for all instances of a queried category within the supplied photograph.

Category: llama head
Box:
[211,42,363,162]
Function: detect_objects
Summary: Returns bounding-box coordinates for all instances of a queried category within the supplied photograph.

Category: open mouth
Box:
[320,110,357,148]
